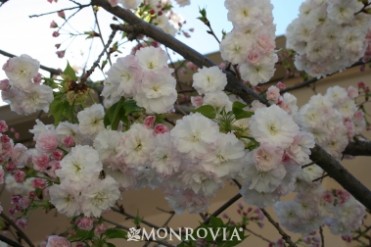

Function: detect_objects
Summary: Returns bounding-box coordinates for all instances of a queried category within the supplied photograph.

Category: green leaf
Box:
[194,105,217,119]
[104,228,127,239]
[69,229,94,242]
[63,63,78,81]
[49,93,76,124]
[104,98,142,130]
[232,102,253,120]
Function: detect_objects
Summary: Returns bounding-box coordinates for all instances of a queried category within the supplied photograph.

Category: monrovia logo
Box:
[126,226,243,242]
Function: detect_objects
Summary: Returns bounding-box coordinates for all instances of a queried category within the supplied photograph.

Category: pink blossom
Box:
[144,115,156,128]
[76,217,94,231]
[57,10,65,19]
[52,31,60,37]
[186,61,198,72]
[0,79,10,90]
[0,120,8,133]
[46,235,71,247]
[347,86,358,99]
[13,170,26,183]
[246,50,261,64]
[16,218,28,229]
[191,96,203,107]
[154,124,169,134]
[36,131,58,153]
[56,50,65,58]
[94,223,107,235]
[266,85,280,103]
[52,150,64,161]
[50,20,58,28]
[62,136,75,148]
[33,73,42,84]
[46,160,61,178]
[32,178,47,189]
[32,153,50,171]
[276,81,286,90]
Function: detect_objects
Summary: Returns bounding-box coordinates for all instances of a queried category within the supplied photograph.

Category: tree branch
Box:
[0,234,24,247]
[310,145,371,210]
[92,0,371,211]
[343,140,371,156]
[1,213,35,247]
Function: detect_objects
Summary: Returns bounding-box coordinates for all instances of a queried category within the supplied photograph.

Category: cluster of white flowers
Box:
[220,0,277,86]
[286,0,371,77]
[191,66,233,112]
[49,145,120,217]
[102,46,177,114]
[296,86,365,158]
[275,187,366,235]
[1,55,54,115]
[239,103,315,208]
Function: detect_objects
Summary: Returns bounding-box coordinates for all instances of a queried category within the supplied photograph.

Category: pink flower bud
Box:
[191,96,203,107]
[0,79,10,90]
[57,10,65,19]
[16,218,27,229]
[33,73,42,84]
[186,61,198,72]
[56,50,65,58]
[13,170,26,183]
[52,31,60,37]
[144,115,156,128]
[52,150,64,161]
[0,120,8,133]
[46,235,71,247]
[36,132,58,153]
[50,20,58,28]
[32,178,47,189]
[347,86,358,99]
[94,223,107,235]
[276,81,287,90]
[62,136,75,148]
[266,85,280,103]
[76,217,94,231]
[154,124,169,134]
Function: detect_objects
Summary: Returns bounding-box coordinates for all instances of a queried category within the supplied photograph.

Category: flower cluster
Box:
[239,103,315,208]
[191,66,233,112]
[1,55,54,115]
[220,0,277,86]
[49,145,120,217]
[102,46,177,114]
[286,0,371,77]
[296,86,365,158]
[275,187,366,236]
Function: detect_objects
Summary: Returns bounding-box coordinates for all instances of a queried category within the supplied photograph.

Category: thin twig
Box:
[203,193,242,225]
[0,234,23,247]
[244,227,273,244]
[1,213,35,247]
[260,209,297,247]
[29,4,90,18]
[319,226,325,247]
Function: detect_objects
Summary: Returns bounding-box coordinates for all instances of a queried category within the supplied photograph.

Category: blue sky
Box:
[0,0,303,105]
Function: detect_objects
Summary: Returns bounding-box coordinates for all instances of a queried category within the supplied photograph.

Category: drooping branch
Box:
[1,213,35,247]
[343,140,371,156]
[91,0,371,211]
[0,234,23,247]
[310,145,371,210]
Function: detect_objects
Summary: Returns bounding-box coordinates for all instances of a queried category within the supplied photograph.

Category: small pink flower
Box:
[16,218,27,229]
[52,150,64,161]
[56,50,65,58]
[32,178,47,189]
[266,85,280,103]
[191,96,203,107]
[0,120,8,133]
[33,73,42,84]
[154,124,169,134]
[13,170,26,183]
[186,61,198,72]
[52,31,60,37]
[76,217,94,231]
[144,115,156,128]
[94,223,107,235]
[50,20,58,28]
[276,81,286,90]
[62,136,75,148]
[36,132,58,153]
[347,86,358,99]
[32,153,50,171]
[246,50,261,64]
[46,235,71,247]
[57,10,65,19]
[0,79,10,90]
